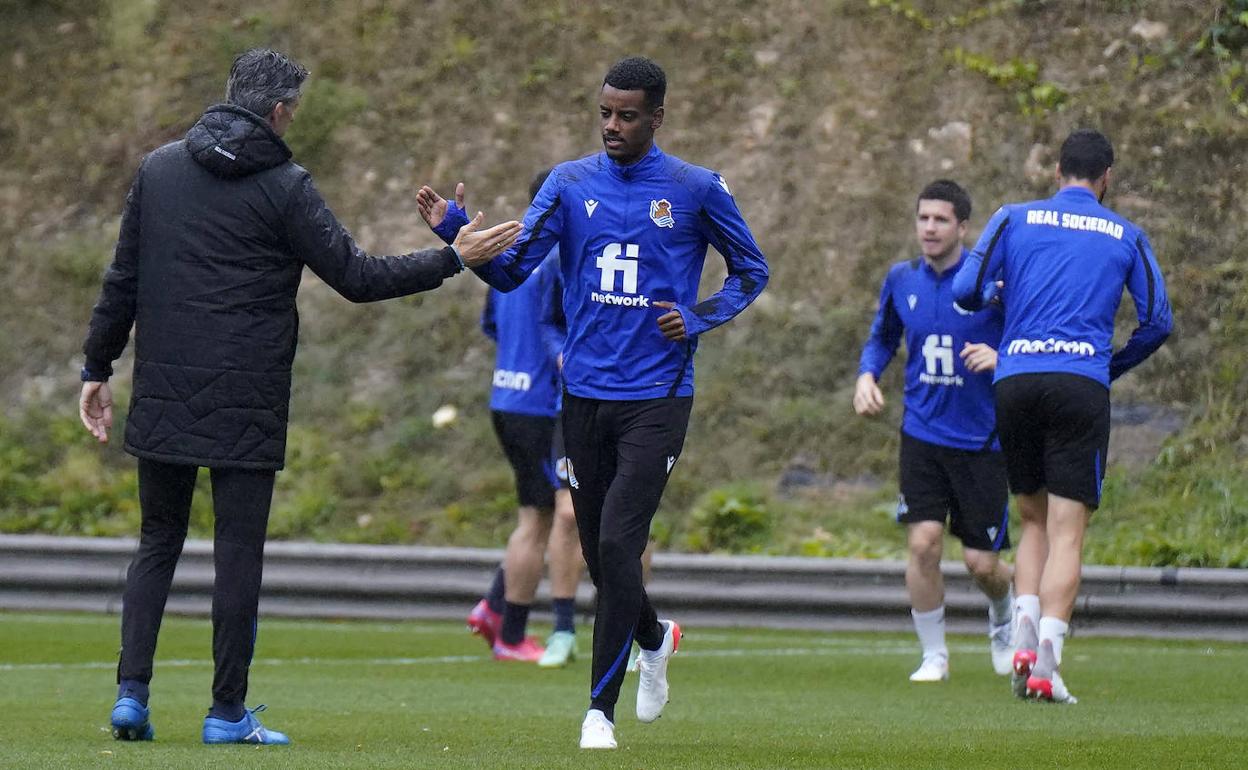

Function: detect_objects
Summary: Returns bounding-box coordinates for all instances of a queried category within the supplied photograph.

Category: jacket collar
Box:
[605,143,663,182]
[920,248,968,279]
[1055,185,1098,202]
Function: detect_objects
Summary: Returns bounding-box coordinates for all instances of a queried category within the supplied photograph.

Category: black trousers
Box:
[561,393,693,719]
[117,457,275,706]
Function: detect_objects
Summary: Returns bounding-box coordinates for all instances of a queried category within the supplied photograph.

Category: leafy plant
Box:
[948,48,1067,117]
[684,485,772,553]
[1195,0,1248,117]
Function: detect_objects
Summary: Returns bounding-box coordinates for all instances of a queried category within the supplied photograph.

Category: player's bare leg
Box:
[906,521,948,681]
[964,547,1014,674]
[1010,490,1047,693]
[1026,493,1087,703]
[541,490,584,667]
[494,506,552,661]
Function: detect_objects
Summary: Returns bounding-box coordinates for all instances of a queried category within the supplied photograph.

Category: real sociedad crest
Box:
[650,199,675,228]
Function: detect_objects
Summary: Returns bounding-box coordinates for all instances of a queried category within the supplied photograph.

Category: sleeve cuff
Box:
[432,202,470,245]
[440,245,464,275]
[673,303,705,338]
[81,362,111,382]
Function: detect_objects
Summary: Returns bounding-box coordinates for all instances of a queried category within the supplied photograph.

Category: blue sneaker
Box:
[111,697,154,741]
[202,704,291,745]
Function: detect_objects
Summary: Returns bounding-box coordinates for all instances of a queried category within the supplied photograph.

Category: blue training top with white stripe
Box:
[481,248,564,417]
[952,186,1172,388]
[434,145,768,400]
[859,250,1005,451]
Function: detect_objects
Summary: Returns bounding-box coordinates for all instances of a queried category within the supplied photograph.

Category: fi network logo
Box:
[920,334,963,386]
[593,243,651,308]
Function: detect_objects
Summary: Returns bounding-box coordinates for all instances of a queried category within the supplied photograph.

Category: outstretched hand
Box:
[653,301,687,342]
[452,211,522,267]
[416,182,466,229]
[79,381,113,443]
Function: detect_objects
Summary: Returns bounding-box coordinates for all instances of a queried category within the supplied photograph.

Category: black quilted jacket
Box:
[83,104,462,470]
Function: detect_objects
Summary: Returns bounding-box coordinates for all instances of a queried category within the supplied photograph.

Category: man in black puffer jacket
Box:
[77,49,521,746]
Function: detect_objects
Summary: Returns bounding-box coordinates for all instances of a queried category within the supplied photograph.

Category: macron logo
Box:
[1006,338,1096,357]
[585,200,599,218]
[666,455,676,474]
[492,369,532,391]
[716,175,731,195]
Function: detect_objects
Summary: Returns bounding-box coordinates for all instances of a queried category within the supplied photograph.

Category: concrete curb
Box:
[1,535,1244,640]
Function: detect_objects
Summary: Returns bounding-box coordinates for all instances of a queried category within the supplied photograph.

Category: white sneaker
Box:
[989,619,1014,676]
[636,619,681,723]
[908,654,949,682]
[579,709,617,749]
[1025,639,1078,704]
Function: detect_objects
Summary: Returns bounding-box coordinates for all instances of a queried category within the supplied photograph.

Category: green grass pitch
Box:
[1,612,1244,769]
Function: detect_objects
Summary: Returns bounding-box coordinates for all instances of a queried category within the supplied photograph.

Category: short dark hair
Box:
[1058,129,1114,182]
[225,49,309,118]
[603,56,666,110]
[917,179,972,222]
[529,167,553,202]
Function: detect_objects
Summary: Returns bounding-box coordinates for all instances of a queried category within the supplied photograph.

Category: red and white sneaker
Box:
[493,636,546,662]
[1026,639,1078,704]
[1010,614,1038,699]
[467,599,502,648]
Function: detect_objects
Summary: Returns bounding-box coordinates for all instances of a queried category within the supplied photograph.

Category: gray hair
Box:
[225,49,308,118]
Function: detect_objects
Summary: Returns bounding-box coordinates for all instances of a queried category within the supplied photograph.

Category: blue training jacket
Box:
[952,186,1172,387]
[859,251,1005,451]
[435,145,768,400]
[481,249,564,417]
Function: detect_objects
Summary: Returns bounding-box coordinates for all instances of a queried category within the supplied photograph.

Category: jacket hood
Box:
[185,104,292,179]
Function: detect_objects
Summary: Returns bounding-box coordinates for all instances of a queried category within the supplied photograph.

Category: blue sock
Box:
[485,567,506,615]
[500,601,530,645]
[209,700,246,722]
[117,679,149,706]
[552,597,576,633]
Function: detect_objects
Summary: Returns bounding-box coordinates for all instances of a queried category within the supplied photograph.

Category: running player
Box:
[465,169,585,667]
[855,180,1015,683]
[953,129,1172,703]
[417,56,768,748]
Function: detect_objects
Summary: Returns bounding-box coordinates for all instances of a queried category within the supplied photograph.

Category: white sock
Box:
[1016,594,1040,628]
[1038,616,1069,666]
[912,606,947,660]
[988,588,1013,628]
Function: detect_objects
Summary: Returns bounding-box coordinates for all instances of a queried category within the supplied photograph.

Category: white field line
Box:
[7,615,1242,653]
[0,647,951,673]
[0,640,1240,674]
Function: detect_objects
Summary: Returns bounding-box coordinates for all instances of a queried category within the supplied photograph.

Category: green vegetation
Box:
[1,1,1247,565]
[1196,0,1248,116]
[1,612,1245,768]
[947,48,1068,116]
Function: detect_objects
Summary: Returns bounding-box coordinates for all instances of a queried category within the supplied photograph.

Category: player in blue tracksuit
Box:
[464,170,586,669]
[953,129,1172,704]
[855,180,1016,684]
[417,57,767,749]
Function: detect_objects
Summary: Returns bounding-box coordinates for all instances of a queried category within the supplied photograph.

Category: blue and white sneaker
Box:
[111,697,154,741]
[202,705,291,745]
